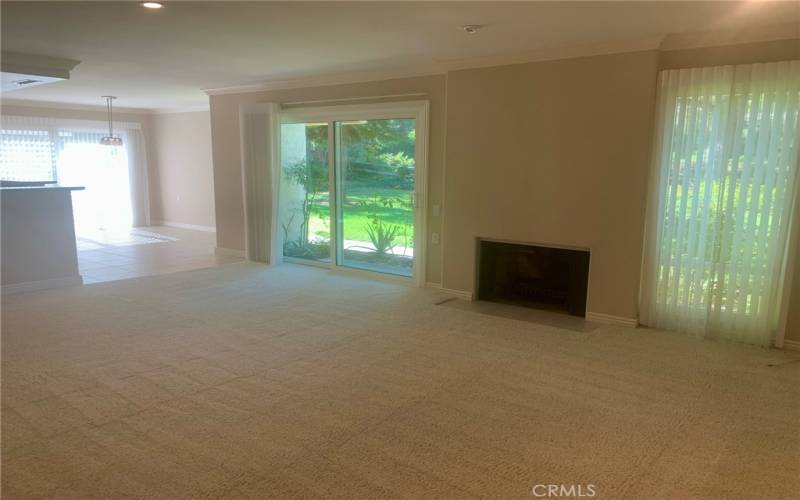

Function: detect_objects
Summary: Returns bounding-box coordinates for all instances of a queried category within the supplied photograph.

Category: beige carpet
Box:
[2,263,799,499]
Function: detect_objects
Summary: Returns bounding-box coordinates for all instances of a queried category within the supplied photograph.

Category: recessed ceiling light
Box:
[140,2,163,9]
[462,24,484,35]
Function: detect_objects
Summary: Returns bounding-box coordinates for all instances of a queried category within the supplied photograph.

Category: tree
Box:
[283,157,328,246]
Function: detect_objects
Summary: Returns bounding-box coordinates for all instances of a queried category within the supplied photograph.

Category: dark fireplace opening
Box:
[477,240,590,317]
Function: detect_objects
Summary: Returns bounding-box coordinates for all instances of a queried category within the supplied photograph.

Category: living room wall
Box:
[150,110,216,229]
[208,37,800,335]
[440,38,800,325]
[208,75,447,283]
[442,50,660,320]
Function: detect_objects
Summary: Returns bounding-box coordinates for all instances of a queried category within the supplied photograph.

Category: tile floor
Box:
[77,225,243,284]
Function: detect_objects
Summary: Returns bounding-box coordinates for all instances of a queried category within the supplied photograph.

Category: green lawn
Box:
[307,186,414,248]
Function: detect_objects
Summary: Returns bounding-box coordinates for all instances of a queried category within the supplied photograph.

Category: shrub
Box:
[364,216,399,256]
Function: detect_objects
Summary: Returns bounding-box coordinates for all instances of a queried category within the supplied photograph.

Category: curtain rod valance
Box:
[281,92,428,108]
[657,59,800,90]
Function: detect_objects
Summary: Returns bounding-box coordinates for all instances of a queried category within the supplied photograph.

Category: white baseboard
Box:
[586,311,639,328]
[426,282,473,301]
[215,247,247,259]
[426,282,443,293]
[2,275,83,295]
[782,339,800,352]
[152,220,216,233]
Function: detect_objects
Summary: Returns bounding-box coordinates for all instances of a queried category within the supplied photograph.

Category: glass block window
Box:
[0,128,57,182]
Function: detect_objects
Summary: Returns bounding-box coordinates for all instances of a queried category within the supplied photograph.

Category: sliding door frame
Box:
[279,100,429,286]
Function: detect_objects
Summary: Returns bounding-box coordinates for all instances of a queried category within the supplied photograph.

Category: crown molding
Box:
[6,23,797,109]
[659,22,799,51]
[441,34,665,72]
[204,22,799,98]
[203,36,665,96]
[0,98,210,116]
[203,63,447,96]
[0,98,153,115]
[150,105,210,115]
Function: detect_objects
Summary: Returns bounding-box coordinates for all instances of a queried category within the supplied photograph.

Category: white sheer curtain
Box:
[640,60,800,346]
[0,115,150,228]
[57,126,133,234]
[239,102,281,263]
[122,128,150,227]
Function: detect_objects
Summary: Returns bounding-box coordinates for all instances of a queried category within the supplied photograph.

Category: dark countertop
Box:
[0,185,85,192]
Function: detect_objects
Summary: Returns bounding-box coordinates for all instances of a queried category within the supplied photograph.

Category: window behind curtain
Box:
[0,118,135,236]
[640,61,800,346]
[1,115,150,228]
[0,128,57,182]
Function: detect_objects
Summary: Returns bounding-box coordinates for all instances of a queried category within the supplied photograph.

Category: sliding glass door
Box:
[335,119,416,276]
[278,122,331,263]
[279,102,426,282]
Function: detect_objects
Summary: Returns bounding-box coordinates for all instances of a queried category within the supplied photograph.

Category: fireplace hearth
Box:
[477,240,590,316]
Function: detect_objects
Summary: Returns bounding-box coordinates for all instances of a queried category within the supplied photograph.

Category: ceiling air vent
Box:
[1,52,80,93]
[12,79,42,86]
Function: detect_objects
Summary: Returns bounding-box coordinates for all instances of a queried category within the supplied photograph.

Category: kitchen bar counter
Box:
[0,185,85,191]
[1,185,85,294]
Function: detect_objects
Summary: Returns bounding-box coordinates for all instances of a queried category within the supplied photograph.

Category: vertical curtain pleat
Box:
[641,60,800,346]
[123,129,150,227]
[239,103,280,264]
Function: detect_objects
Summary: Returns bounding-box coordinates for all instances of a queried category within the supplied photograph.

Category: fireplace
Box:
[477,240,590,316]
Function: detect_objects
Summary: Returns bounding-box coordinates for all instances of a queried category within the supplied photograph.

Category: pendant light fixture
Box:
[100,96,123,146]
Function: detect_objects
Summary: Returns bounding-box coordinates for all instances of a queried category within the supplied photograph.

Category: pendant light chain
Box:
[100,96,123,146]
[107,96,114,138]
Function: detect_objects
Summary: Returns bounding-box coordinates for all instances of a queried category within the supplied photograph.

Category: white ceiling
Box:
[1,1,798,111]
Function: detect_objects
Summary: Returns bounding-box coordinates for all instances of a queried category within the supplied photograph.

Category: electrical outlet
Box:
[431,232,440,245]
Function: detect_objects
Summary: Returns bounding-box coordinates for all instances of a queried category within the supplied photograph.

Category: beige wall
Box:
[209,75,447,283]
[442,50,659,319]
[208,38,800,328]
[439,39,800,321]
[150,111,215,228]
